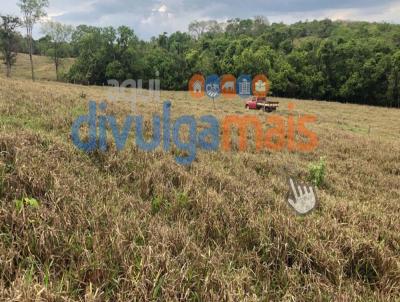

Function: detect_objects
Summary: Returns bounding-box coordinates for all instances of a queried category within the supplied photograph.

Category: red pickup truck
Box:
[245,97,279,112]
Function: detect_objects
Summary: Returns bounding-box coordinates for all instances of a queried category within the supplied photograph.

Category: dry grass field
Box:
[0,74,399,301]
[0,53,74,82]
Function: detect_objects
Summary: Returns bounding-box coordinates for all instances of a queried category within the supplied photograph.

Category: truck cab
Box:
[245,96,279,112]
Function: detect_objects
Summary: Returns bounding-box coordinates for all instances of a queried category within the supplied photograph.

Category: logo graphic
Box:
[237,75,252,98]
[205,74,221,99]
[252,74,270,97]
[188,73,271,100]
[287,178,317,215]
[255,81,266,92]
[189,74,205,99]
[71,75,319,166]
[71,101,319,166]
[220,74,236,99]
[193,81,202,92]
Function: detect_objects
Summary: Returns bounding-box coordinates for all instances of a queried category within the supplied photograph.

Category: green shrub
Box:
[151,196,164,215]
[176,192,190,209]
[15,197,40,212]
[308,157,326,187]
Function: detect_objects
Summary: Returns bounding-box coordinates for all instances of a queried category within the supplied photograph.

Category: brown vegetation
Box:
[0,77,399,301]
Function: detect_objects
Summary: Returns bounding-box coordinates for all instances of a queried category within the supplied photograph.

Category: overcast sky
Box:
[2,0,400,39]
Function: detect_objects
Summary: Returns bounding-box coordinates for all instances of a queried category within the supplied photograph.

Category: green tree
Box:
[388,51,400,107]
[42,21,74,80]
[68,26,116,84]
[18,0,49,81]
[0,15,21,77]
[64,19,400,106]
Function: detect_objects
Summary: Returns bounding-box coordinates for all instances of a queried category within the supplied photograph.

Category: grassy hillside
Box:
[0,77,399,300]
[0,53,74,81]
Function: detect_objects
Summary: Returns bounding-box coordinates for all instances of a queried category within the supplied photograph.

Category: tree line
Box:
[0,1,399,107]
[68,19,400,107]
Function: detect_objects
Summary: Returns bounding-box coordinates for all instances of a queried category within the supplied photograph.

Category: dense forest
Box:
[2,17,400,107]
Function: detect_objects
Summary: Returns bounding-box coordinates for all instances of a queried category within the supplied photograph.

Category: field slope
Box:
[0,53,74,81]
[0,77,399,300]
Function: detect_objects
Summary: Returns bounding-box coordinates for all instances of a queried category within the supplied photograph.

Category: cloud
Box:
[3,0,400,39]
[267,1,400,24]
[156,4,168,13]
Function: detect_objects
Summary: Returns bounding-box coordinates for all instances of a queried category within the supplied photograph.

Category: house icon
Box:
[193,81,202,93]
